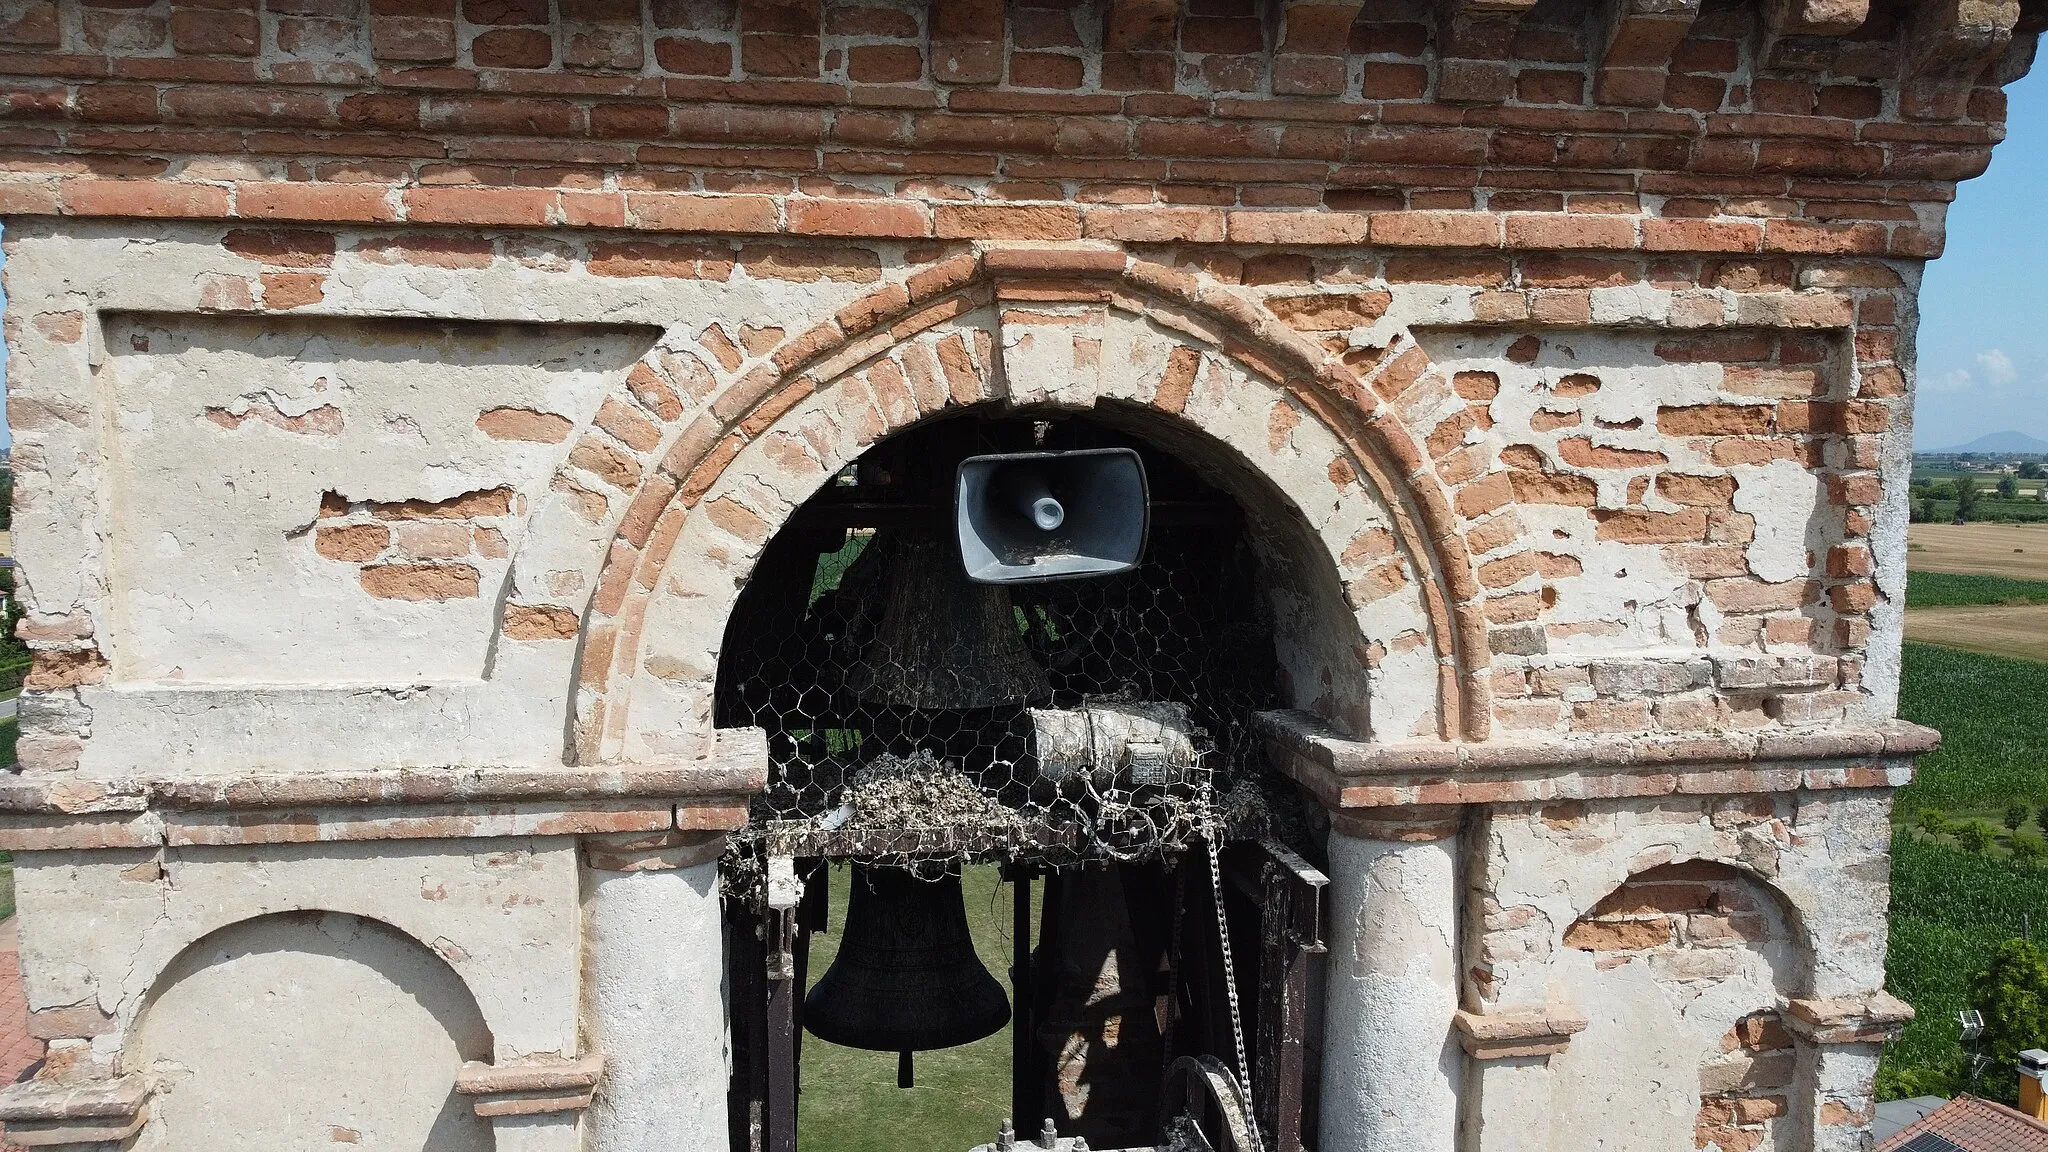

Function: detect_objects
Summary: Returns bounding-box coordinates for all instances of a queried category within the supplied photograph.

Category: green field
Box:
[1913,497,2048,524]
[798,864,1024,1152]
[1882,642,2048,1098]
[1905,571,2048,609]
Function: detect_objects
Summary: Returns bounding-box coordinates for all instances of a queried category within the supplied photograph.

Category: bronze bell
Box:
[846,524,1051,710]
[804,864,1012,1087]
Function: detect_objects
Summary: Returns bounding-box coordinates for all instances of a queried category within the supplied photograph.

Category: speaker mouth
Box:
[955,448,1149,584]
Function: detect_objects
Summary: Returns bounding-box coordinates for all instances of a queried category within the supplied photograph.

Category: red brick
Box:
[653,36,733,75]
[1657,404,1773,436]
[934,203,1080,240]
[788,197,931,238]
[626,192,778,233]
[169,8,259,55]
[406,186,555,226]
[1370,211,1499,248]
[848,44,922,84]
[1010,52,1083,89]
[63,178,231,219]
[471,27,554,68]
[1505,213,1639,250]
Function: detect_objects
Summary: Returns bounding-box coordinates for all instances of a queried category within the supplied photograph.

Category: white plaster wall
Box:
[13,837,583,1068]
[1861,261,1924,721]
[1320,830,1460,1152]
[1547,913,1795,1151]
[1416,328,1825,656]
[102,313,650,684]
[582,860,730,1152]
[129,910,495,1152]
[1,221,883,775]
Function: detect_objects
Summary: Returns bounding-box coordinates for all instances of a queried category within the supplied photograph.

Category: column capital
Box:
[1332,805,1463,842]
[583,829,726,872]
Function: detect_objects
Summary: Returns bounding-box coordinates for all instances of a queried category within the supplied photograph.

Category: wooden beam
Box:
[930,0,1006,84]
[1104,0,1183,50]
[739,0,822,77]
[1593,0,1703,106]
[1271,0,1367,95]
[1900,0,2022,117]
[1765,0,1870,35]
[1437,0,1542,103]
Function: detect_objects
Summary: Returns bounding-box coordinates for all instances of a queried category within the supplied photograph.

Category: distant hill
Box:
[1937,431,2048,454]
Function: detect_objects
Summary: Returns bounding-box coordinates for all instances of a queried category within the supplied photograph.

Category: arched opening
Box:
[129,910,494,1152]
[710,404,1361,1150]
[1555,860,1807,1152]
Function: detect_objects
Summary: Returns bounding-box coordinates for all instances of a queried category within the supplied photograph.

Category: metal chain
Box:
[1205,836,1261,1152]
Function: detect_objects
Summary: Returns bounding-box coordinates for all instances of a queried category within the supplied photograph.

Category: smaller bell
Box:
[804,863,1012,1087]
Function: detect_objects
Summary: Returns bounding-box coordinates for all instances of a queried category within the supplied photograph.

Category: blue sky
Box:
[1914,65,2048,449]
[0,75,2040,453]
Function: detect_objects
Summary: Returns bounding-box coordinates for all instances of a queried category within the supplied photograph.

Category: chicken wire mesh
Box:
[714,415,1302,879]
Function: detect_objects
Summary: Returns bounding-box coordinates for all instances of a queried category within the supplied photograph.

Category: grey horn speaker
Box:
[955,447,1148,583]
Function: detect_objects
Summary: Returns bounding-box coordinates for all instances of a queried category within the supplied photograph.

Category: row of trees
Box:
[1919,806,2048,862]
[1908,473,2048,522]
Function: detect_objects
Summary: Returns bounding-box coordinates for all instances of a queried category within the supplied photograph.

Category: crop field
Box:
[1882,642,2048,1097]
[1905,526,2048,658]
[1906,571,2048,608]
[1904,606,2048,662]
[1908,523,2048,577]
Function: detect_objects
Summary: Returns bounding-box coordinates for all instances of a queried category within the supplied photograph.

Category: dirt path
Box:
[1904,604,2048,662]
[1908,522,2048,579]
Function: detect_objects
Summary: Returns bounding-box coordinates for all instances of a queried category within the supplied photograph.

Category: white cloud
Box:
[1927,367,1974,394]
[1977,348,2017,385]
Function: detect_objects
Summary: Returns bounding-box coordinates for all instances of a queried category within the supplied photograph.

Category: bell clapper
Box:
[898,1050,913,1090]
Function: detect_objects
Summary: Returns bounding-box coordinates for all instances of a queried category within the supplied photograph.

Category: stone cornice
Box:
[0,1075,151,1148]
[1785,992,1916,1045]
[1257,709,1935,809]
[0,729,769,816]
[0,189,1952,260]
[456,1053,605,1119]
[0,732,768,850]
[1453,1007,1591,1059]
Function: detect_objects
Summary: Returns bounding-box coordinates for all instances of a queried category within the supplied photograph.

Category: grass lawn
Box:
[798,863,1026,1152]
[1882,642,2048,1097]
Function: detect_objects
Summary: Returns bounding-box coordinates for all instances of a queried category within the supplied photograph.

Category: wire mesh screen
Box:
[714,415,1298,873]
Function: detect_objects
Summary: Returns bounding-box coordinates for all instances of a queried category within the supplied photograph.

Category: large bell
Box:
[845,524,1051,709]
[805,864,1012,1087]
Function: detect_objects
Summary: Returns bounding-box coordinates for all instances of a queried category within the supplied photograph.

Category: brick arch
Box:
[512,248,1503,761]
[1565,858,1811,989]
[1561,858,1816,1152]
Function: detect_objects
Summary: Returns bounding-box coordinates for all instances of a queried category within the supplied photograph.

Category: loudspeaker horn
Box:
[955,447,1148,584]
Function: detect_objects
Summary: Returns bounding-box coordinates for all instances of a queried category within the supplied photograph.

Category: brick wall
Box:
[0,0,2019,242]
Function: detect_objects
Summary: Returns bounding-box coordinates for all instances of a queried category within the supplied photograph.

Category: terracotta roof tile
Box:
[1879,1095,2048,1152]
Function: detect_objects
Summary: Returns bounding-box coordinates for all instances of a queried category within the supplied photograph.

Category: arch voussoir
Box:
[561,247,1509,761]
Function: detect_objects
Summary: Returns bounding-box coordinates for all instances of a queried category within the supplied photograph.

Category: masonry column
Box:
[1319,806,1463,1152]
[582,829,730,1152]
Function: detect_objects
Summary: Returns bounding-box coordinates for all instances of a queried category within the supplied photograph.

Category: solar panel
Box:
[1899,1133,1969,1152]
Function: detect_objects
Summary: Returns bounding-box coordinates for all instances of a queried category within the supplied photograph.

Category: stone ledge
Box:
[0,180,1950,262]
[1453,1008,1590,1059]
[0,1076,150,1149]
[0,729,769,816]
[1257,710,1934,810]
[0,731,768,850]
[1785,992,1915,1045]
[456,1053,603,1119]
